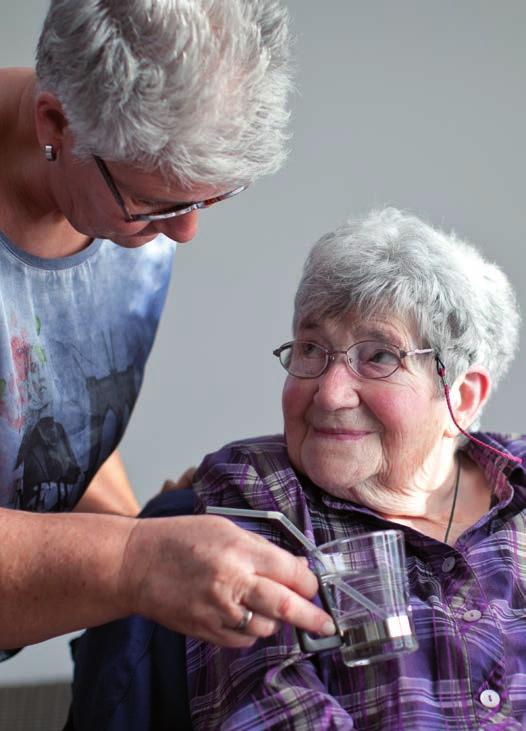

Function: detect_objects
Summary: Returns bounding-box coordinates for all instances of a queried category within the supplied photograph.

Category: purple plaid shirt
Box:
[187,432,526,730]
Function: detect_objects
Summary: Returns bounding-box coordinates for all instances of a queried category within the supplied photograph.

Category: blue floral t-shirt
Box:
[0,230,174,512]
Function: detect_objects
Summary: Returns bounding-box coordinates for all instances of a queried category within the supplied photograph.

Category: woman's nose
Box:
[154,210,199,242]
[313,357,361,410]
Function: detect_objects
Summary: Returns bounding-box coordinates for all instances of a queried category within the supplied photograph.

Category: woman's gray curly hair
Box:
[36,0,292,188]
[293,208,520,398]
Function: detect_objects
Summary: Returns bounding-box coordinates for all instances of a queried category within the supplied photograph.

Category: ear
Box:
[34,91,69,152]
[444,366,491,436]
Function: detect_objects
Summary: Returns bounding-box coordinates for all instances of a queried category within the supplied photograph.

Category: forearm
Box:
[0,506,333,651]
[0,507,135,648]
[74,450,140,516]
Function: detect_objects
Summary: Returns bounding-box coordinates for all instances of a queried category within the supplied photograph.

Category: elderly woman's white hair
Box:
[36,0,292,188]
[293,208,520,400]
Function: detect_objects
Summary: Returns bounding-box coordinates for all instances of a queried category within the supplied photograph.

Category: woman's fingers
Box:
[229,608,280,639]
[248,538,319,598]
[161,466,197,492]
[242,575,336,636]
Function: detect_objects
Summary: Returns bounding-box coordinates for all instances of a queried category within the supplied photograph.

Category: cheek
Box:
[370,387,445,467]
[282,378,312,464]
[367,388,422,434]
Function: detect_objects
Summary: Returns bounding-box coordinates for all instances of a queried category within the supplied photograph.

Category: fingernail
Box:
[298,556,309,566]
[322,620,337,636]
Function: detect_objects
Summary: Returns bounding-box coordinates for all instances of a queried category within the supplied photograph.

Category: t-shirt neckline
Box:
[0,229,103,271]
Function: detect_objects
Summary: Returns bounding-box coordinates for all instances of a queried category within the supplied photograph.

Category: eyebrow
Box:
[116,178,196,208]
[355,326,403,344]
[299,320,405,346]
[138,193,200,207]
[130,191,191,207]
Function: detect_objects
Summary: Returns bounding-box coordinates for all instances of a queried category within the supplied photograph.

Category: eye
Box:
[281,341,326,377]
[135,197,165,211]
[368,347,399,364]
[298,341,323,359]
[355,342,401,378]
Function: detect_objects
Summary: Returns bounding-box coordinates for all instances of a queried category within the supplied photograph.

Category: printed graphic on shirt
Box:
[3,317,142,512]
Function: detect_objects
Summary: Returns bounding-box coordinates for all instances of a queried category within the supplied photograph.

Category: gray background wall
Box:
[0,0,525,685]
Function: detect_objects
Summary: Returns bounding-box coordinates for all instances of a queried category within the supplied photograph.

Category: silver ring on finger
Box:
[234,607,253,632]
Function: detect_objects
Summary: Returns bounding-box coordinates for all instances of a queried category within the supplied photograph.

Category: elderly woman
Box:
[182,207,524,730]
[71,207,525,730]
[0,0,331,667]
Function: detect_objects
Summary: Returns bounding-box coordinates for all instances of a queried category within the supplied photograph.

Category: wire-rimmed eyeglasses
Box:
[93,155,248,223]
[273,339,523,465]
[273,340,435,380]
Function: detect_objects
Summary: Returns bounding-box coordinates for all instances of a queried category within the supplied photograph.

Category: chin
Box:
[301,446,367,488]
[110,234,158,248]
[303,463,361,498]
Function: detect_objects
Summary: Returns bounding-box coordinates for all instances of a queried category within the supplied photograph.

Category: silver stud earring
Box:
[44,144,57,161]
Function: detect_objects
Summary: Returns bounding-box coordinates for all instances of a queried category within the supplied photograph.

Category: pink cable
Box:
[436,364,522,465]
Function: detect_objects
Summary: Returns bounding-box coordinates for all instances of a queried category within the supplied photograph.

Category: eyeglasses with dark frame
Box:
[93,155,248,223]
[273,339,435,380]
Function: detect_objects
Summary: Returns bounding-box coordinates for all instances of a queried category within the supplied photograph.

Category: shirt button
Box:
[479,689,501,709]
[463,609,482,622]
[442,556,456,573]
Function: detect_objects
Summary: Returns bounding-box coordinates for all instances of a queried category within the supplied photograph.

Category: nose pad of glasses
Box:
[327,351,359,377]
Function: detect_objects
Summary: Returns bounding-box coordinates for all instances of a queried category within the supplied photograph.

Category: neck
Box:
[0,68,90,257]
[371,449,492,544]
[350,438,459,520]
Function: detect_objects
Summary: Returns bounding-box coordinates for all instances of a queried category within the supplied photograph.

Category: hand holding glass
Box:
[205,508,418,667]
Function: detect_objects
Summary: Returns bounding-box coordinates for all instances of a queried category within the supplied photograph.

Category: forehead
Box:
[296,311,418,346]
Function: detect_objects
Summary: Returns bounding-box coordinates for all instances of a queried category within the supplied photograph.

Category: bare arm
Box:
[0,511,334,650]
[74,450,140,516]
[0,507,133,648]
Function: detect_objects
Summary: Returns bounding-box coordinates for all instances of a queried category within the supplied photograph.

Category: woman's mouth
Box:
[311,427,372,441]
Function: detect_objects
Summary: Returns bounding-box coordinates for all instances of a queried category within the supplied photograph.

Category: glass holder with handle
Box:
[204,506,397,655]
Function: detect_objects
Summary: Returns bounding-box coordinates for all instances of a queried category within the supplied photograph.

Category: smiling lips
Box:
[311,427,373,441]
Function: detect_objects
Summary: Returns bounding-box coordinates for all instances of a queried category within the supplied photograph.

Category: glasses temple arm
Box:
[404,348,435,356]
[93,156,133,221]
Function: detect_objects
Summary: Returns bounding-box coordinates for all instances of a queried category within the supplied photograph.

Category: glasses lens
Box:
[281,341,327,377]
[138,185,248,221]
[350,341,401,379]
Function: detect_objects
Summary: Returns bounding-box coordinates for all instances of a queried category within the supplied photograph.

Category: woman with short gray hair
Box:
[179,207,525,729]
[0,0,333,669]
[71,208,526,729]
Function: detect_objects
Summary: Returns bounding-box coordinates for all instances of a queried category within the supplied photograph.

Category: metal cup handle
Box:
[298,577,343,653]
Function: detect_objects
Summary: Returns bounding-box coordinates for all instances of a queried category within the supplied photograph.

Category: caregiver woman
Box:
[0,0,332,660]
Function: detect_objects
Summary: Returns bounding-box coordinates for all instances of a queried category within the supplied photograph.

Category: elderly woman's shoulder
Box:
[223,434,287,454]
[480,431,526,463]
[193,434,290,490]
[191,434,293,508]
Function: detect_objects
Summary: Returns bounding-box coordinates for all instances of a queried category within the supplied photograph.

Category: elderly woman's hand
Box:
[119,514,335,647]
[161,466,197,492]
